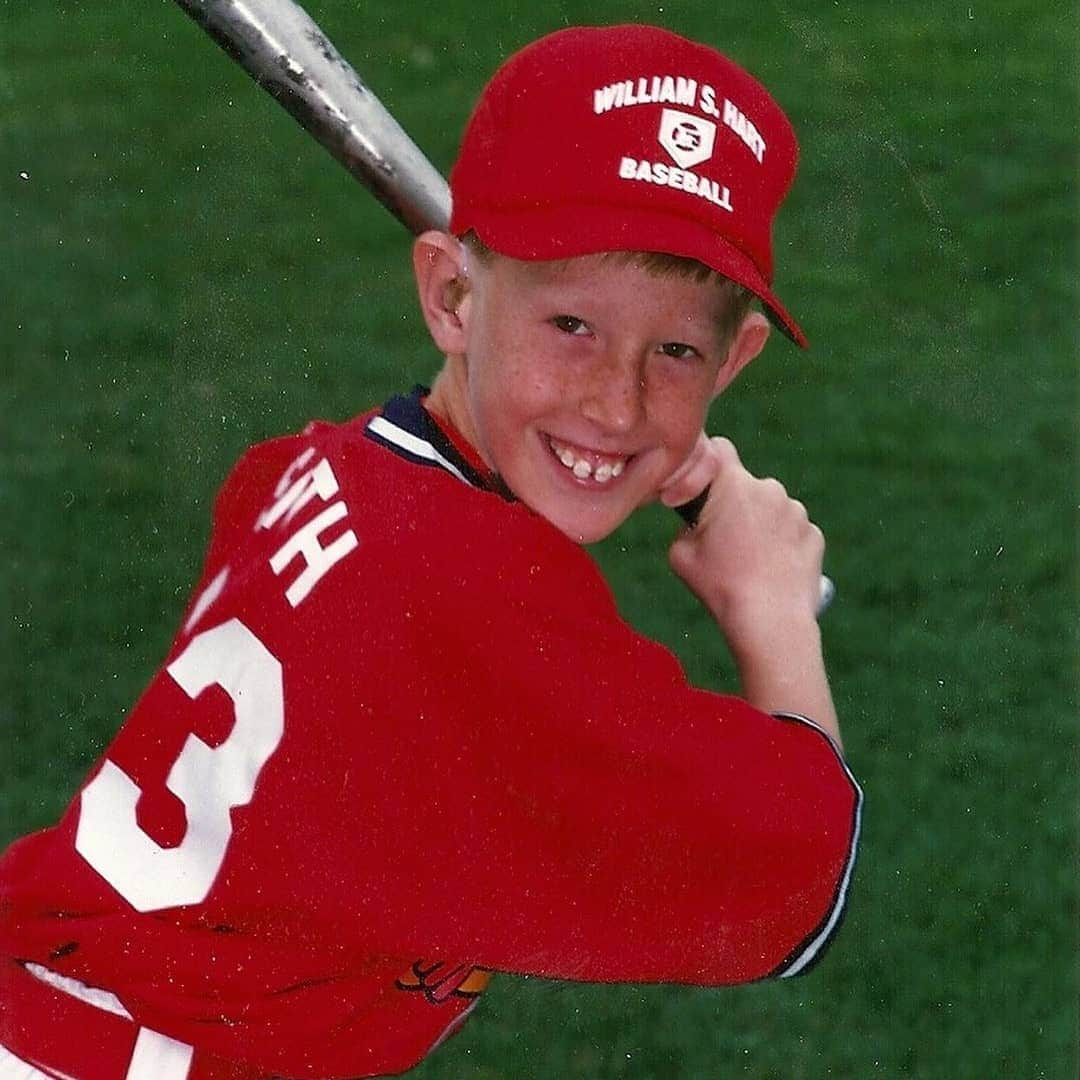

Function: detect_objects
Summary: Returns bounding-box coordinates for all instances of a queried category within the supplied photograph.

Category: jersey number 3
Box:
[75,619,284,912]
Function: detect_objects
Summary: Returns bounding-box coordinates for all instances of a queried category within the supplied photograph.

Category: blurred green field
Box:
[1,1,1075,1077]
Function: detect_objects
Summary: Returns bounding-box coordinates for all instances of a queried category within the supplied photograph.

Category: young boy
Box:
[0,24,861,1080]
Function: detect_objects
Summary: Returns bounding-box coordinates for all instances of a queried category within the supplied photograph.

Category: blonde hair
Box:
[460,232,755,350]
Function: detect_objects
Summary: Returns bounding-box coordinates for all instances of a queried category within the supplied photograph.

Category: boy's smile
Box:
[420,240,763,544]
[546,436,627,484]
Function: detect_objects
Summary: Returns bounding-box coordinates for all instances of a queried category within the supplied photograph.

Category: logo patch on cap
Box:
[658,108,716,169]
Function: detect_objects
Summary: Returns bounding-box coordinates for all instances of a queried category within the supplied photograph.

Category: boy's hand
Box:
[664,435,839,742]
[658,431,718,513]
[663,435,825,640]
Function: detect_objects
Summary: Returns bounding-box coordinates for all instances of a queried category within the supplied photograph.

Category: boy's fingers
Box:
[659,434,733,509]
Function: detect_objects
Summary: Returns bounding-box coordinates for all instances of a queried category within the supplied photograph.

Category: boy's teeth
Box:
[550,438,627,483]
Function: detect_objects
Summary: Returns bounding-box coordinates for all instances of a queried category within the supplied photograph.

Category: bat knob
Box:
[673,489,710,526]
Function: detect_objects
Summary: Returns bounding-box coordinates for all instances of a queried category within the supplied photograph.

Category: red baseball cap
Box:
[449,24,808,347]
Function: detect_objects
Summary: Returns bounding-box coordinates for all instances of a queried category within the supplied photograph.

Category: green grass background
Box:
[1,1,1075,1076]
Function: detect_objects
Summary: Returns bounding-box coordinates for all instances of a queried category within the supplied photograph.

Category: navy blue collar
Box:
[365,386,515,502]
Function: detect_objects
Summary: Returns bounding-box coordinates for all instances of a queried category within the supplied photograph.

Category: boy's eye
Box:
[551,315,590,336]
[659,342,701,360]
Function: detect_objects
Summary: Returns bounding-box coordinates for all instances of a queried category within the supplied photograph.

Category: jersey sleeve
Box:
[332,498,862,987]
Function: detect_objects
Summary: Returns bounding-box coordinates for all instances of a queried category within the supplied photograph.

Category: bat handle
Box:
[673,489,710,527]
[672,485,836,616]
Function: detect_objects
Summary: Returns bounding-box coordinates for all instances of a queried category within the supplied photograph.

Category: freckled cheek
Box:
[502,353,567,419]
[471,362,549,462]
[646,382,710,450]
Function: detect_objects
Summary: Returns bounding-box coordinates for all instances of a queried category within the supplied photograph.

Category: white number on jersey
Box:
[75,619,284,913]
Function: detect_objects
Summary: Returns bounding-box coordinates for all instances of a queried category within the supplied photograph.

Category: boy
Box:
[0,24,861,1080]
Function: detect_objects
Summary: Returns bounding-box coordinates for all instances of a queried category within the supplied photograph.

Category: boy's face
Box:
[423,243,760,544]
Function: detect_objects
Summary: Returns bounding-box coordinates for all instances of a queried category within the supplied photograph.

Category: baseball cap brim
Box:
[461,201,808,349]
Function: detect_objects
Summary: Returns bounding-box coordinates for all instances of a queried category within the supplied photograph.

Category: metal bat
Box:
[174,0,449,234]
[173,0,833,614]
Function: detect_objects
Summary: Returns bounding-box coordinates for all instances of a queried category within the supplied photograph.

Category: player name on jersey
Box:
[256,447,359,609]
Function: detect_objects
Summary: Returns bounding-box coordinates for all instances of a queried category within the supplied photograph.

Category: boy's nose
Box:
[579,351,647,434]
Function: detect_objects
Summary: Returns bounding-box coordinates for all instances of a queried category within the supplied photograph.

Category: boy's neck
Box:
[422,367,496,483]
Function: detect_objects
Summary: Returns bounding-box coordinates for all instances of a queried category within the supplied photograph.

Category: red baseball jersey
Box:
[0,388,862,1079]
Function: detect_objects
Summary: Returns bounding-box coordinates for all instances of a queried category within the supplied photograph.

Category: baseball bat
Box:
[173,0,449,234]
[173,0,833,614]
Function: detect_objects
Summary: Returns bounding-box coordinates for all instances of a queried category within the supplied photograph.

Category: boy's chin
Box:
[556,522,619,545]
[536,500,639,546]
[508,470,658,544]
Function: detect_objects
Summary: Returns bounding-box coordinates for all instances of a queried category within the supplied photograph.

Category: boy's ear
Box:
[413,231,470,355]
[712,311,770,397]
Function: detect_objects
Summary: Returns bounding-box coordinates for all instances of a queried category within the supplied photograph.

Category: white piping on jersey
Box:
[425,999,481,1058]
[0,1042,69,1080]
[17,966,195,1080]
[770,712,864,978]
[24,961,133,1019]
[366,415,475,486]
